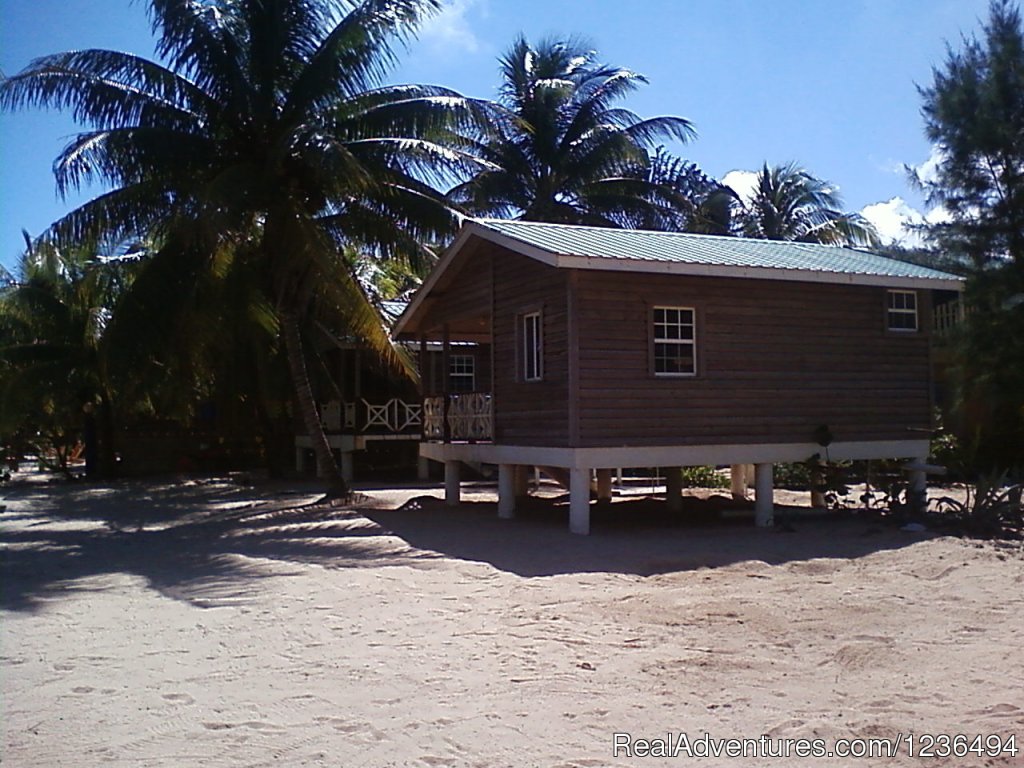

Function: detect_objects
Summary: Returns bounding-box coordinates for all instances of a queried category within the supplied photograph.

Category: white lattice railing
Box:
[318,399,422,435]
[422,393,493,441]
[423,396,444,440]
[447,392,492,441]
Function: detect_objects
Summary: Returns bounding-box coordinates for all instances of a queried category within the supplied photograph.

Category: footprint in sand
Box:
[161,693,195,705]
[71,686,94,694]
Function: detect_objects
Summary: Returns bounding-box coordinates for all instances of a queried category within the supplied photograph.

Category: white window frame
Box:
[652,306,697,377]
[449,354,475,392]
[887,290,919,332]
[520,311,543,382]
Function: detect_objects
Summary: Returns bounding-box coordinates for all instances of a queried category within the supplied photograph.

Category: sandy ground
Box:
[2,473,1022,767]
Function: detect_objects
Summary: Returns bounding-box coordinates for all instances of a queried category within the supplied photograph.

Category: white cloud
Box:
[860,196,926,247]
[418,0,483,56]
[721,169,758,205]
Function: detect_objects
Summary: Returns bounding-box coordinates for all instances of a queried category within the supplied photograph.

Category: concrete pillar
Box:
[745,464,756,489]
[295,446,306,474]
[444,460,461,507]
[498,463,516,519]
[810,462,827,508]
[730,464,747,500]
[908,457,928,514]
[665,467,683,512]
[341,452,354,485]
[569,467,591,535]
[417,455,430,481]
[754,462,774,527]
[596,469,613,502]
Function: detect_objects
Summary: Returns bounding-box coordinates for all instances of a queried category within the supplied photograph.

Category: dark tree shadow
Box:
[360,492,929,578]
[1,478,930,613]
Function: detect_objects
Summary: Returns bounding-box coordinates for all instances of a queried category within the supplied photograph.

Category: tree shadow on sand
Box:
[2,478,932,612]
[0,477,432,614]
[360,492,932,578]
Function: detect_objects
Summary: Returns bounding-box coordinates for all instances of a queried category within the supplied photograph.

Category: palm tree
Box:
[736,162,879,246]
[448,36,696,226]
[0,235,132,476]
[0,0,486,491]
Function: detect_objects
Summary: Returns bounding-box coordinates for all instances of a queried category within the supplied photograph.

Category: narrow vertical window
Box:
[653,306,696,376]
[449,354,475,392]
[521,311,542,382]
[887,290,918,332]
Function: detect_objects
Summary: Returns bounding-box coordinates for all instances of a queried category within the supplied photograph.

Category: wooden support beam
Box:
[444,460,460,507]
[665,467,682,512]
[596,469,613,502]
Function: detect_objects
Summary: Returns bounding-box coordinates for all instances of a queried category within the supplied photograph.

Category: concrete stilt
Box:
[665,467,683,512]
[341,452,354,485]
[569,467,591,535]
[295,447,306,474]
[754,463,774,527]
[730,464,747,500]
[908,456,928,514]
[417,455,430,481]
[498,463,516,519]
[596,469,613,502]
[444,460,461,507]
[810,461,827,508]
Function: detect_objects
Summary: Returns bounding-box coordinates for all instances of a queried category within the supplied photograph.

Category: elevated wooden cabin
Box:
[394,219,965,534]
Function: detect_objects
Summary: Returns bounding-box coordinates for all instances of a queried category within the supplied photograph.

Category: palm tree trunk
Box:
[280,311,348,494]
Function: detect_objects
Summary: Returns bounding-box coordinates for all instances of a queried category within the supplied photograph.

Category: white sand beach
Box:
[2,475,1022,767]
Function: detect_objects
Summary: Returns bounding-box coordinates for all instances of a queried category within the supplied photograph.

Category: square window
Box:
[449,354,475,392]
[887,290,918,332]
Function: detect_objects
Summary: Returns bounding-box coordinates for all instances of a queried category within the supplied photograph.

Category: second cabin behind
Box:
[394,219,964,533]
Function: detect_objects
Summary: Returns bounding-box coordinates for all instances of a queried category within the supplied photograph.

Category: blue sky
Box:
[0,0,992,270]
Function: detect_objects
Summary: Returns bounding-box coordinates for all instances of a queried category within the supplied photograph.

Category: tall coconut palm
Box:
[0,0,487,491]
[448,36,696,226]
[737,162,879,246]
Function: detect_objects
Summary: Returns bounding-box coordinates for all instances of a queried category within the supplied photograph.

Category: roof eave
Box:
[552,254,966,290]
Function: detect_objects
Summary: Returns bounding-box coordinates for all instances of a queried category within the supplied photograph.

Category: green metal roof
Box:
[472,218,963,287]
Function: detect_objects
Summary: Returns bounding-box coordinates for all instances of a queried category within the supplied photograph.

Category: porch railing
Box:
[934,300,966,337]
[423,392,493,442]
[318,398,422,435]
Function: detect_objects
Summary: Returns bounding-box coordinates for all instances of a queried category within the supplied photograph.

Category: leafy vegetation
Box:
[916,0,1024,471]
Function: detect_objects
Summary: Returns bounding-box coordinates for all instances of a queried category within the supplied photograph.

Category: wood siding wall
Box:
[573,271,933,447]
[491,251,570,446]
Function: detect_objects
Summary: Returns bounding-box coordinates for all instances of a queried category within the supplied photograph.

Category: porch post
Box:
[441,324,451,442]
[730,464,747,500]
[418,335,429,395]
[665,467,683,512]
[754,462,774,527]
[444,460,461,506]
[595,469,613,502]
[569,467,591,535]
[498,463,516,519]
